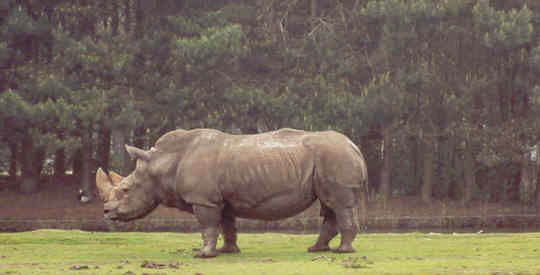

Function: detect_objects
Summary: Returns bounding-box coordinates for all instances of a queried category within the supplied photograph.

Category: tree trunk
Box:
[135,0,144,39]
[97,122,111,172]
[421,142,434,204]
[54,148,66,178]
[124,0,131,34]
[34,147,45,178]
[72,149,82,182]
[536,166,540,210]
[463,141,475,205]
[20,132,39,194]
[414,136,423,196]
[508,167,521,201]
[113,127,133,175]
[379,127,392,205]
[537,174,540,210]
[453,149,464,200]
[520,156,536,205]
[78,0,95,37]
[440,137,455,199]
[490,165,505,202]
[8,141,17,181]
[133,126,146,149]
[80,124,95,201]
[537,145,540,209]
[112,0,119,36]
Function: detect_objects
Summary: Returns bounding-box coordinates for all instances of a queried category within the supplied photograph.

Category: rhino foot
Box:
[332,246,355,253]
[194,249,219,258]
[307,245,331,253]
[218,245,240,254]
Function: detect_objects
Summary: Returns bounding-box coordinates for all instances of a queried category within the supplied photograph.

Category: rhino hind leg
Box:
[193,205,222,258]
[218,206,240,254]
[314,185,358,253]
[308,205,338,252]
[334,207,357,253]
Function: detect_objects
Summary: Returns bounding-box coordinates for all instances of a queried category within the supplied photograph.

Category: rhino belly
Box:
[228,189,316,220]
[219,139,317,220]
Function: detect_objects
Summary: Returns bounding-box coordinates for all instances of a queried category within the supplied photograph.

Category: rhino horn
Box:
[125,145,151,162]
[96,168,123,201]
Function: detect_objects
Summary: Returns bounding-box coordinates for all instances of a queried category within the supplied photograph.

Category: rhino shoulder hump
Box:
[155,128,224,150]
[154,129,189,148]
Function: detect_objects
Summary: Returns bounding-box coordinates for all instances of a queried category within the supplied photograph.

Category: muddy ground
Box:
[1,176,539,232]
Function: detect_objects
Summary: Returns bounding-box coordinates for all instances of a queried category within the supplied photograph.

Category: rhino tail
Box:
[346,139,368,183]
[353,184,369,231]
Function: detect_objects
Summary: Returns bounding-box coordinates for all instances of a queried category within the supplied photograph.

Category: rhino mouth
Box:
[103,200,159,222]
[103,209,140,222]
[105,212,151,222]
[104,210,119,221]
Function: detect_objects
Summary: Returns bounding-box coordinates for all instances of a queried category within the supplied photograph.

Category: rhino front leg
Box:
[218,207,240,253]
[193,205,222,258]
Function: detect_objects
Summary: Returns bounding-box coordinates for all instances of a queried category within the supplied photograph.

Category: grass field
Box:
[0,230,539,275]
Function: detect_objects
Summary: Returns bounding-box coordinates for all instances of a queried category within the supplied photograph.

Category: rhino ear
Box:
[96,168,114,201]
[125,145,151,162]
[107,170,123,185]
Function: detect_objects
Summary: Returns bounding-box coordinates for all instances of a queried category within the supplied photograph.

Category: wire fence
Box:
[1,214,538,233]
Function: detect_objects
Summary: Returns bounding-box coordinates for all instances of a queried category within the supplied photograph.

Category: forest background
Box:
[1,0,540,208]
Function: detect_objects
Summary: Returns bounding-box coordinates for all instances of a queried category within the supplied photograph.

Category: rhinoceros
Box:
[96,128,368,258]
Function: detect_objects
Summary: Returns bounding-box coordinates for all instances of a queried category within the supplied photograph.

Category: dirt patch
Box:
[1,177,538,232]
[140,260,167,269]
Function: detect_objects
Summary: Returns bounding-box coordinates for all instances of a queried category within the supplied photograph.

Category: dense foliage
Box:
[1,0,540,205]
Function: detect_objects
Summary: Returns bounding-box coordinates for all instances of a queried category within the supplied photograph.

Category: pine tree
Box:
[0,0,57,193]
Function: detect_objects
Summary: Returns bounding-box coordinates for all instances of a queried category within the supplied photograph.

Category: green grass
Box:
[0,230,539,274]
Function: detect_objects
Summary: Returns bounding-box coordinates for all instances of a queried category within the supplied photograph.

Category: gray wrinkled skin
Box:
[96,128,368,258]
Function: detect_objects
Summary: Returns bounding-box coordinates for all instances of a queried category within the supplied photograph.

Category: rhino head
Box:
[96,145,160,221]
